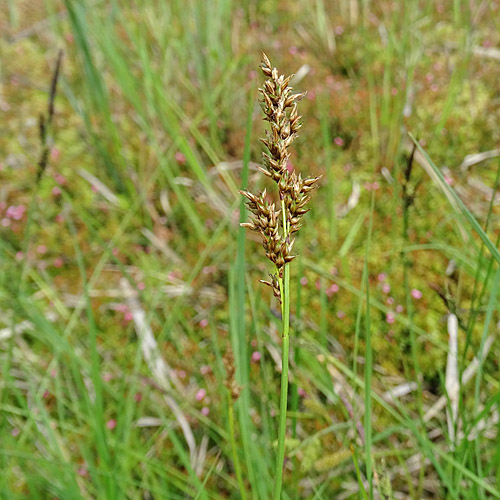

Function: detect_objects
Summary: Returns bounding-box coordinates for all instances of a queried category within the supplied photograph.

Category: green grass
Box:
[1,1,500,498]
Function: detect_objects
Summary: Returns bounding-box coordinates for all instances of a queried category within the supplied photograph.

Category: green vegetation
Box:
[1,1,500,498]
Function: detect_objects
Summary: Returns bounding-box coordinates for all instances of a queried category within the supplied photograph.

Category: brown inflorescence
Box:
[240,53,320,301]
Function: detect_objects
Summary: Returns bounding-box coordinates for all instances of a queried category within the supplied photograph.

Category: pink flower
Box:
[15,251,23,261]
[334,137,345,146]
[251,351,261,362]
[335,25,344,35]
[300,277,308,286]
[175,152,186,165]
[196,388,207,401]
[378,273,387,282]
[134,392,142,402]
[50,148,61,161]
[336,310,345,319]
[55,214,64,223]
[411,289,422,300]
[11,427,20,437]
[54,174,67,186]
[200,365,211,375]
[286,160,294,173]
[298,387,307,398]
[289,46,299,55]
[177,369,187,379]
[386,312,395,324]
[137,282,145,291]
[396,304,404,313]
[6,205,25,220]
[52,186,62,196]
[201,407,210,416]
[199,318,208,328]
[386,297,394,305]
[326,283,339,297]
[106,419,116,430]
[77,467,88,477]
[382,283,391,294]
[124,311,133,322]
[36,245,47,254]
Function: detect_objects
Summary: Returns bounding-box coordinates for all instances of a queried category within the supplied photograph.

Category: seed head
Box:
[240,53,320,297]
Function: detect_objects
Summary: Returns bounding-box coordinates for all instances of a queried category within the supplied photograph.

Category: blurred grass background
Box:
[1,0,500,498]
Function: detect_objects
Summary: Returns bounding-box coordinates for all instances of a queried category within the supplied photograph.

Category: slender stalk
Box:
[273,196,292,499]
[228,391,247,500]
[274,263,290,500]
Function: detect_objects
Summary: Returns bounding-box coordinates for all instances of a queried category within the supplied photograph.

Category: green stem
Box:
[228,391,247,500]
[274,198,291,500]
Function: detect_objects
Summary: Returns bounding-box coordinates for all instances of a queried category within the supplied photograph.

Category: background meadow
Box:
[1,1,500,498]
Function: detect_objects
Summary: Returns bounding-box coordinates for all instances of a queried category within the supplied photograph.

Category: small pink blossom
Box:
[386,312,395,324]
[334,137,345,146]
[196,388,207,401]
[177,369,187,379]
[386,297,394,305]
[199,318,208,328]
[378,273,387,282]
[137,282,145,291]
[306,90,316,101]
[11,427,20,437]
[289,46,299,55]
[201,407,210,416]
[251,351,261,362]
[391,87,398,96]
[102,372,113,382]
[124,311,133,322]
[36,245,47,254]
[298,387,307,397]
[335,25,344,35]
[106,419,116,430]
[134,392,142,402]
[77,467,88,477]
[15,251,24,261]
[52,186,62,196]
[411,289,422,300]
[200,365,211,375]
[54,174,67,186]
[326,283,339,297]
[396,304,404,313]
[1,218,10,227]
[51,148,61,161]
[55,214,64,223]
[175,152,186,165]
[300,277,308,286]
[382,283,391,294]
[336,310,345,319]
[6,205,26,220]
[286,160,294,173]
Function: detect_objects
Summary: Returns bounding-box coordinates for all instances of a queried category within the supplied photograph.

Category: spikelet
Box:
[240,54,320,299]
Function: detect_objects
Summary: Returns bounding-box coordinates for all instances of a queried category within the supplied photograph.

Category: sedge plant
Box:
[240,53,319,499]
